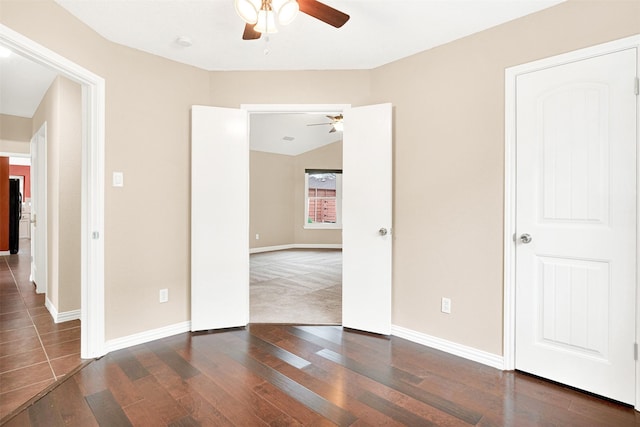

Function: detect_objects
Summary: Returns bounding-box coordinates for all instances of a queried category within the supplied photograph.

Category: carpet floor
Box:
[249,249,341,324]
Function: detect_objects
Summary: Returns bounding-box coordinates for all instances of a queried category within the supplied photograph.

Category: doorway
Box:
[248,110,344,324]
[0,24,106,359]
[504,35,640,407]
[191,103,393,335]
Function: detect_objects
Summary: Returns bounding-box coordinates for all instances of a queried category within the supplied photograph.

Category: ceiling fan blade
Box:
[307,122,333,126]
[298,0,350,28]
[242,23,261,40]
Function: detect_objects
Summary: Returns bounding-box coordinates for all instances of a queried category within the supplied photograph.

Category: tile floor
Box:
[0,240,82,420]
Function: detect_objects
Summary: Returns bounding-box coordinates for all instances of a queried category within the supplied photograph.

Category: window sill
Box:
[304,225,342,230]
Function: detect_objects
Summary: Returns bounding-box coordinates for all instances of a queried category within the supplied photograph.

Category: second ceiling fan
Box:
[235,0,350,40]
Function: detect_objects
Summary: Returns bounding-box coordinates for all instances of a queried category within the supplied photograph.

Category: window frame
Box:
[304,169,342,230]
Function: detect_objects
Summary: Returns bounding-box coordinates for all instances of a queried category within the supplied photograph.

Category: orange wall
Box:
[0,157,9,251]
[9,165,31,199]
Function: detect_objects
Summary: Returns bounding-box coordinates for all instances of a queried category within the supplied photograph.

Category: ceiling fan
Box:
[237,0,350,40]
[307,114,344,133]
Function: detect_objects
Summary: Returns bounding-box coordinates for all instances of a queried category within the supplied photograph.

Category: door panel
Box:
[30,123,46,294]
[342,103,393,335]
[515,48,637,404]
[191,106,249,331]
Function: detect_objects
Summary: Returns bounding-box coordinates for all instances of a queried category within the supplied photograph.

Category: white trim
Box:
[105,321,191,353]
[504,34,640,408]
[0,24,106,359]
[31,122,47,295]
[45,297,81,323]
[0,251,10,256]
[250,243,342,254]
[392,325,504,370]
[0,150,30,157]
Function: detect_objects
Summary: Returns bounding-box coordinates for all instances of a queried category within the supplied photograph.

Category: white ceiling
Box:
[0,53,57,118]
[250,112,343,156]
[53,0,564,71]
[0,0,565,153]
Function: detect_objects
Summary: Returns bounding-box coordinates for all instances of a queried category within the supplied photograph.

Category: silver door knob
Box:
[379,228,388,236]
[520,233,532,244]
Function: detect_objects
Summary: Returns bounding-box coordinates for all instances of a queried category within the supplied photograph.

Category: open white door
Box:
[30,123,47,295]
[342,103,393,335]
[191,106,249,331]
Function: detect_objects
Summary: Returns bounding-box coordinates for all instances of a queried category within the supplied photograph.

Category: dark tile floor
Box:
[0,240,82,420]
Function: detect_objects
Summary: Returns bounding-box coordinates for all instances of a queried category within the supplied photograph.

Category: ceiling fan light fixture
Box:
[255,9,278,34]
[235,0,260,24]
[333,121,344,132]
[273,0,299,25]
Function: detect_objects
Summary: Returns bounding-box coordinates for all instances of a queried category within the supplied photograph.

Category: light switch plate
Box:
[113,172,124,187]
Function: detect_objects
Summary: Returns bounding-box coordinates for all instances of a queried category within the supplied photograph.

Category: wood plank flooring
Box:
[3,324,638,426]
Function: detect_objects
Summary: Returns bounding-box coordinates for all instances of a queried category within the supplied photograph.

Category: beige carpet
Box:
[250,249,342,324]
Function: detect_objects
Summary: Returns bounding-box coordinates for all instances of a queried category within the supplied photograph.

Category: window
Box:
[304,169,342,229]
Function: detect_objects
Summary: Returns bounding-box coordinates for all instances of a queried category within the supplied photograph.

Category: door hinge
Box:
[635,343,638,361]
[635,76,639,96]
[92,231,100,240]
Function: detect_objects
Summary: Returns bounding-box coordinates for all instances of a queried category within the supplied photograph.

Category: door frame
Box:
[241,103,350,322]
[503,34,640,408]
[0,24,106,359]
[31,122,47,295]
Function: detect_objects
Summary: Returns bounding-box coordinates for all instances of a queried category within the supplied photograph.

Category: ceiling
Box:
[0,52,57,118]
[0,0,565,153]
[53,0,564,71]
[250,112,343,156]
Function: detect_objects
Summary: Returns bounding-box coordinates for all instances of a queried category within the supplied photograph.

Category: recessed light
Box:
[175,36,193,47]
[0,46,11,58]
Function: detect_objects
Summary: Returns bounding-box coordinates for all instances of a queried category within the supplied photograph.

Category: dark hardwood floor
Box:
[2,324,638,426]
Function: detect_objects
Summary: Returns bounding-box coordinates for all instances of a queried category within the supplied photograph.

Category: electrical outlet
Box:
[255,233,260,240]
[441,297,451,314]
[159,289,169,303]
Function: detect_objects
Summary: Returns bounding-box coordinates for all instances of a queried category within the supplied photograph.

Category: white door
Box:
[342,103,393,335]
[30,123,47,295]
[515,49,637,404]
[191,106,250,331]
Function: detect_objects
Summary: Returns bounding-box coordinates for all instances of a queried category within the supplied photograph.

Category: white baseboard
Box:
[0,251,10,256]
[104,321,191,353]
[250,243,342,254]
[45,297,81,323]
[391,324,504,370]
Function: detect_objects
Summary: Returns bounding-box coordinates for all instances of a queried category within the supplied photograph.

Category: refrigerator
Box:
[9,178,21,254]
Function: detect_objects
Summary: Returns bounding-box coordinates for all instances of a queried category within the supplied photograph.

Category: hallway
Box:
[0,240,83,421]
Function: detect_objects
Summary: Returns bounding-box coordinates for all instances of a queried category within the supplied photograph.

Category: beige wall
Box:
[1,0,212,339]
[0,114,32,153]
[250,141,343,249]
[372,0,640,354]
[2,0,638,353]
[250,150,295,248]
[209,70,371,108]
[32,76,82,313]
